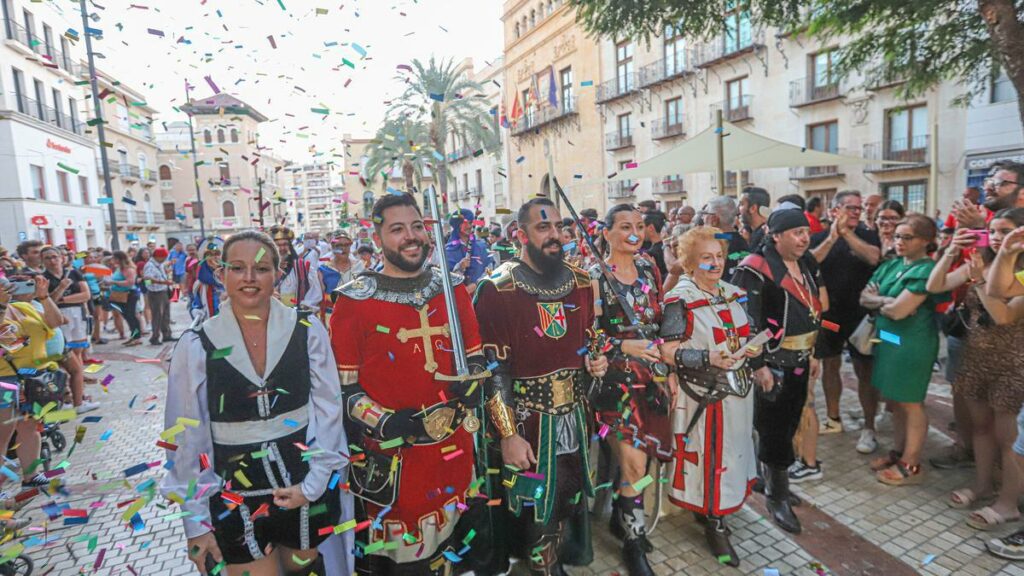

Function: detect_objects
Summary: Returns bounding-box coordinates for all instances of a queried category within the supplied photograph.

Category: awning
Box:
[611,120,908,181]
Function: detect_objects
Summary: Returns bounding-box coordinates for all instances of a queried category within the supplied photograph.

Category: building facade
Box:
[288,162,343,234]
[82,68,163,247]
[0,0,105,249]
[502,0,607,215]
[341,134,375,219]
[447,57,511,222]
[963,72,1024,192]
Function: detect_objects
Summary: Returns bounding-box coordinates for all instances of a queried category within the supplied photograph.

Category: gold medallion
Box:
[462,412,481,433]
[422,407,456,441]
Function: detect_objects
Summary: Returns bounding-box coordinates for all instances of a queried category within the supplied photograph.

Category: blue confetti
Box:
[878,330,901,345]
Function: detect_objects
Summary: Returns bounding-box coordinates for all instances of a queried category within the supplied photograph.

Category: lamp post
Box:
[183,83,206,239]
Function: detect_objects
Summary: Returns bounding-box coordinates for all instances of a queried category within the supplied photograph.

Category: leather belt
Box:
[513,368,586,416]
[779,331,818,351]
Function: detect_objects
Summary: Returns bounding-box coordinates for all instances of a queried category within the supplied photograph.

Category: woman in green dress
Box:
[860,214,949,486]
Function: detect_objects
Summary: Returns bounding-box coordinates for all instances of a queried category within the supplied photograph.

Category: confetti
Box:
[878,330,901,345]
[211,347,233,359]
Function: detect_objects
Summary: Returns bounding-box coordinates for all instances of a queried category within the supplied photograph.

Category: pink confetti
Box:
[204,75,221,94]
[442,449,464,461]
[533,326,544,337]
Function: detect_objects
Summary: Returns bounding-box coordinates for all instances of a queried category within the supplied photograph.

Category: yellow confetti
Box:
[84,363,105,374]
[160,423,185,441]
[233,469,253,488]
[176,417,200,428]
[332,519,357,534]
[1016,269,1024,286]
[243,315,262,321]
[42,409,77,424]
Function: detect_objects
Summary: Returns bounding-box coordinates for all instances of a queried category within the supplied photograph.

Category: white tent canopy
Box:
[611,120,906,181]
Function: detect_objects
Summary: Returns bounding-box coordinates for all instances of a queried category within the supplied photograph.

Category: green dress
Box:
[870,257,949,403]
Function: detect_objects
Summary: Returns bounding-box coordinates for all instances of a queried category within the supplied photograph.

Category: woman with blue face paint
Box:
[589,204,670,576]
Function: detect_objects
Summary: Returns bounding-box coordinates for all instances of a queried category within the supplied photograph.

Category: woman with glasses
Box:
[874,200,906,260]
[926,208,1024,529]
[860,214,949,485]
[317,233,363,322]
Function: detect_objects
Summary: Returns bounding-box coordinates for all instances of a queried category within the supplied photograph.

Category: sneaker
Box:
[988,529,1024,560]
[75,400,100,415]
[21,473,48,488]
[789,460,823,483]
[819,417,844,434]
[840,413,863,432]
[856,430,878,454]
[930,447,975,470]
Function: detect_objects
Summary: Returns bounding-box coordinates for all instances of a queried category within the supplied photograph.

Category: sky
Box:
[49,0,505,163]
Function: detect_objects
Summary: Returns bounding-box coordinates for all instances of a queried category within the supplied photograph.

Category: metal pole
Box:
[424,185,468,376]
[716,108,725,196]
[928,121,939,216]
[257,173,264,228]
[544,138,559,210]
[79,0,119,250]
[184,84,206,239]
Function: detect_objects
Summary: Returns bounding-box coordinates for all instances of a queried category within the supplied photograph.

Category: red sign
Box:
[46,139,71,154]
[30,215,48,226]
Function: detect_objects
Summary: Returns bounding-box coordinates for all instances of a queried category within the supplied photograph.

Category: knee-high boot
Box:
[617,495,654,576]
[705,515,740,567]
[765,464,801,534]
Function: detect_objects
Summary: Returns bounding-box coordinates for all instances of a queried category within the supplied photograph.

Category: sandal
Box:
[877,461,924,486]
[968,506,1021,531]
[949,488,994,509]
[870,450,903,472]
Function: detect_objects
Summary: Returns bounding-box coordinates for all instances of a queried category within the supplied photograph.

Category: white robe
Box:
[160,299,354,575]
[665,277,757,516]
[278,256,324,309]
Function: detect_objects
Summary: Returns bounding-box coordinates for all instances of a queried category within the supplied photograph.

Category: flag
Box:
[548,67,558,108]
[510,92,522,126]
[500,100,509,129]
[530,75,541,108]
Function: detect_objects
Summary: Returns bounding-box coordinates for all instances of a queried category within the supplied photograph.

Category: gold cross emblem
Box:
[396,305,450,373]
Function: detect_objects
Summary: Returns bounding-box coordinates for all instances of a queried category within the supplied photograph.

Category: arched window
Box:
[547,0,554,14]
[515,22,521,39]
[124,191,136,224]
[217,129,225,143]
[222,200,235,218]
[230,128,239,143]
[529,9,535,27]
[137,152,148,180]
[144,193,153,224]
[203,130,212,144]
[159,164,172,180]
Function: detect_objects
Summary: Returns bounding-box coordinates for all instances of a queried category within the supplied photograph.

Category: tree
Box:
[569,0,1024,131]
[387,56,500,208]
[363,116,437,193]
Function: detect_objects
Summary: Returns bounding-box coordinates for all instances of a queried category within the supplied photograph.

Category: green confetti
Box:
[57,162,80,174]
[210,560,227,575]
[631,474,654,492]
[311,107,330,115]
[211,346,233,359]
[375,325,391,334]
[250,449,269,459]
[276,0,286,10]
[308,503,328,517]
[378,437,405,450]
[255,247,266,263]
[219,394,224,414]
[342,58,355,69]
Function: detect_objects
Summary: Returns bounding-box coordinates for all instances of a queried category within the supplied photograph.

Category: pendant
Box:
[462,412,481,433]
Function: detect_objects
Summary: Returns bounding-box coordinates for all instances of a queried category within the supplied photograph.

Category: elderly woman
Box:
[161,230,352,576]
[861,214,949,485]
[590,204,668,576]
[659,226,762,567]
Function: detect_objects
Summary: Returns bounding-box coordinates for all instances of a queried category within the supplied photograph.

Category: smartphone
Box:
[972,229,990,248]
[9,280,35,296]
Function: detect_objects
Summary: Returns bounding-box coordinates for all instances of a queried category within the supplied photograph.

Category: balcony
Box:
[208,176,242,190]
[718,95,753,122]
[692,29,766,68]
[862,136,930,172]
[511,96,578,136]
[639,56,691,88]
[119,164,141,182]
[7,92,85,136]
[653,178,686,196]
[605,131,634,151]
[789,77,845,108]
[607,181,635,199]
[103,209,164,230]
[447,147,472,162]
[651,116,686,140]
[210,217,241,230]
[3,20,83,77]
[139,168,157,186]
[596,75,638,104]
[788,164,844,181]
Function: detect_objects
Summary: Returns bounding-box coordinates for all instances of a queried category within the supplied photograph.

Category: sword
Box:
[422,185,480,433]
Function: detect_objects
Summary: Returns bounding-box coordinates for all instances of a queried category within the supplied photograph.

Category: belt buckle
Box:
[422,407,456,441]
[551,373,574,408]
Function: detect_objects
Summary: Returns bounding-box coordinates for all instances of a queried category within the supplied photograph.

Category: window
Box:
[163,202,176,221]
[463,173,469,193]
[144,193,153,223]
[883,181,927,214]
[51,88,62,128]
[219,163,231,182]
[230,128,238,143]
[125,192,136,224]
[30,165,45,199]
[118,150,129,173]
[79,175,89,204]
[618,113,632,139]
[726,77,749,117]
[515,22,521,38]
[12,68,25,113]
[202,130,211,144]
[724,0,752,54]
[529,9,535,27]
[808,121,838,153]
[666,97,683,126]
[475,169,483,195]
[887,105,928,160]
[57,170,70,203]
[138,153,148,180]
[60,36,71,69]
[68,97,78,132]
[615,41,634,94]
[22,10,34,47]
[992,72,1016,104]
[522,88,533,125]
[618,160,634,195]
[159,164,172,180]
[33,79,44,119]
[217,129,225,143]
[811,49,837,89]
[560,67,573,111]
[42,24,52,56]
[664,25,686,75]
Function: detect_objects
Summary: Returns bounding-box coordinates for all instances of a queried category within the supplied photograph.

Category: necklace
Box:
[786,266,819,322]
[694,282,741,353]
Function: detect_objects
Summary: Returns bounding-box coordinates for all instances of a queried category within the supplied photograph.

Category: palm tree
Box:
[387,56,500,209]
[363,116,437,194]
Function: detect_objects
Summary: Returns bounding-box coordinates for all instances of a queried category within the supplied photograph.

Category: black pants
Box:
[119,291,142,339]
[754,366,809,468]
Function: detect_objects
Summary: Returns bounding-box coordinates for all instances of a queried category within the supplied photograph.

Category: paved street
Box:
[16,300,1022,575]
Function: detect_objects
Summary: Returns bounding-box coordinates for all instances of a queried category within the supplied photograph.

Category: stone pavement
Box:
[14,300,1021,575]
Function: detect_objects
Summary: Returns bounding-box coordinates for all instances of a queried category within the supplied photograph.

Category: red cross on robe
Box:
[673,433,700,492]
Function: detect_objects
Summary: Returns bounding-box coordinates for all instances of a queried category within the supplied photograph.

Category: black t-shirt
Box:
[641,240,668,279]
[810,224,881,326]
[44,268,86,310]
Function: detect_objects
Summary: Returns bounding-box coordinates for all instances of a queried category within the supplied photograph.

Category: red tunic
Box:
[330,271,481,563]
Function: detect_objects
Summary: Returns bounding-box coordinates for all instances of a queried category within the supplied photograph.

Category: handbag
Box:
[3,355,67,407]
[109,290,130,304]
[848,315,877,356]
[349,448,401,508]
[940,303,969,338]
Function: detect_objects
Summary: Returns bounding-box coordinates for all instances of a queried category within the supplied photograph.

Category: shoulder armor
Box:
[436,266,464,287]
[735,253,771,281]
[567,262,591,288]
[483,261,519,292]
[587,263,603,281]
[335,273,376,301]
